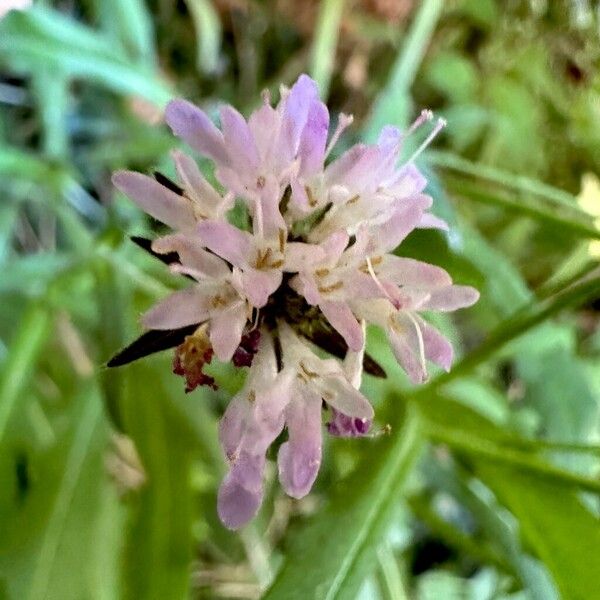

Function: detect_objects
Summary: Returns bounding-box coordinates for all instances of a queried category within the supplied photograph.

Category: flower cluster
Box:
[111,75,478,529]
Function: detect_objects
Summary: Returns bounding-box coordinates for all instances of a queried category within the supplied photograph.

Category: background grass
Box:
[1,1,600,599]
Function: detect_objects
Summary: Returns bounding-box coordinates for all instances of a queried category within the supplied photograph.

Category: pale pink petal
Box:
[112,171,194,230]
[369,195,432,253]
[218,464,263,530]
[421,285,480,311]
[289,178,312,213]
[281,74,320,158]
[248,102,281,162]
[240,268,281,308]
[288,273,320,305]
[164,99,228,165]
[284,242,326,272]
[317,374,373,420]
[210,301,247,361]
[377,256,452,289]
[152,234,230,279]
[171,150,227,216]
[384,164,427,196]
[219,395,249,459]
[297,100,329,177]
[387,312,427,384]
[196,220,253,267]
[320,300,363,351]
[418,212,449,231]
[417,316,453,371]
[343,320,366,388]
[141,288,209,330]
[256,176,286,238]
[320,230,349,265]
[325,144,380,190]
[277,389,322,499]
[220,106,260,173]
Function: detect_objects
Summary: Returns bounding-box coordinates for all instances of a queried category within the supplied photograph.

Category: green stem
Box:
[310,0,345,99]
[444,176,600,241]
[0,303,52,442]
[428,149,578,210]
[413,274,600,395]
[425,423,600,495]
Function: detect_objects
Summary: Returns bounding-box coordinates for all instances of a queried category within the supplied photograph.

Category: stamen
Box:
[366,256,395,305]
[261,88,271,105]
[405,311,427,382]
[406,117,446,165]
[253,197,264,238]
[318,281,343,294]
[278,228,286,254]
[305,186,318,207]
[299,361,319,379]
[169,263,205,280]
[325,113,354,159]
[406,109,434,136]
[315,268,330,277]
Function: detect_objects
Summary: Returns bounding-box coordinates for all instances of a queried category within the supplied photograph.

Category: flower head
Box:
[110,74,479,529]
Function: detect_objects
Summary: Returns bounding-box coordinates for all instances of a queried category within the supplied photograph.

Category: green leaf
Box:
[476,463,600,600]
[416,273,600,392]
[0,384,116,600]
[0,7,172,105]
[93,0,157,66]
[364,0,444,139]
[0,304,52,443]
[264,406,423,600]
[428,150,578,210]
[120,363,195,600]
[444,176,600,241]
[310,0,345,99]
[184,0,223,75]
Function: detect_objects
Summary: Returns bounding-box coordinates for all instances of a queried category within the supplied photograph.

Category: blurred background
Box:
[1,1,600,598]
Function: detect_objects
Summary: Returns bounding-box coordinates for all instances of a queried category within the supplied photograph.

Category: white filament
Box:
[325,113,354,159]
[406,117,447,165]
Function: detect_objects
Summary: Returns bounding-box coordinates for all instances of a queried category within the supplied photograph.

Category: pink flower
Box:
[110,74,479,529]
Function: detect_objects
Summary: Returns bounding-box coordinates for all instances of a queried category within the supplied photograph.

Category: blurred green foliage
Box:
[1,1,600,599]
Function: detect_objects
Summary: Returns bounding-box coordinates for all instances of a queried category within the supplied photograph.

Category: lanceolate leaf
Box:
[264,406,423,600]
[0,7,172,104]
[476,463,600,600]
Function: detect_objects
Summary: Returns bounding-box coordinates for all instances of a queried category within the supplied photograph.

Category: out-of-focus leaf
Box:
[445,177,600,241]
[309,0,345,99]
[0,304,52,443]
[516,345,597,472]
[0,253,76,296]
[31,71,69,160]
[184,0,223,75]
[0,7,172,105]
[0,384,117,600]
[364,0,445,139]
[93,0,156,65]
[264,406,423,600]
[425,51,478,102]
[477,463,600,600]
[428,150,579,210]
[121,363,194,600]
[0,146,62,186]
[417,273,600,391]
[424,460,558,599]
